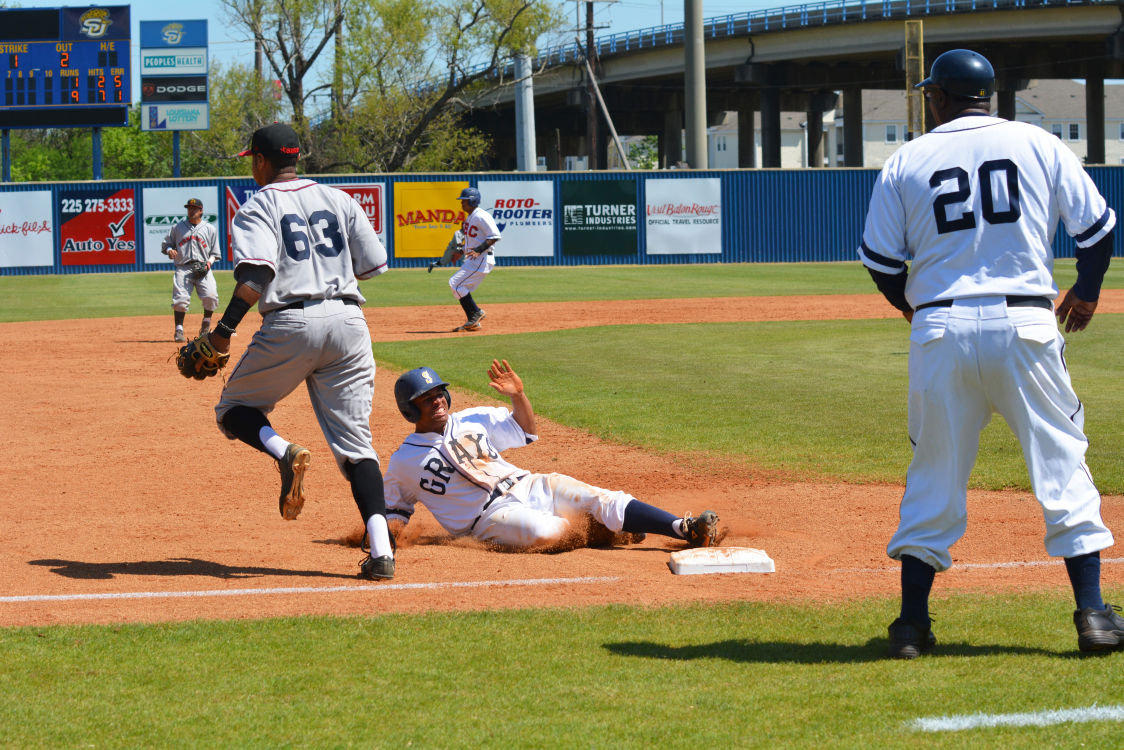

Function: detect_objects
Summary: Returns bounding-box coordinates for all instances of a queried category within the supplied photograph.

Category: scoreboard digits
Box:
[0,6,130,128]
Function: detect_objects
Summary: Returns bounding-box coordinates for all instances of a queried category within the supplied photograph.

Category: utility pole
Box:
[585,2,599,170]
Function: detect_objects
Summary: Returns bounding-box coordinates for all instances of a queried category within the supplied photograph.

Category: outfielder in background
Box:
[162,197,220,342]
[437,187,499,332]
[383,360,722,551]
[195,123,397,581]
[858,49,1121,658]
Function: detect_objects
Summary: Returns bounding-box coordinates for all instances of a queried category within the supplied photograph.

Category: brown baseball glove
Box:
[188,260,209,282]
[175,332,230,380]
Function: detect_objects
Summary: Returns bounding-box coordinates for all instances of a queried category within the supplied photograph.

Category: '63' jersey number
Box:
[930,159,1021,234]
[281,211,345,260]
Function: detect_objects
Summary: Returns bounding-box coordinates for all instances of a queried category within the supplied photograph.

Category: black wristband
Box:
[214,321,237,339]
[218,295,253,334]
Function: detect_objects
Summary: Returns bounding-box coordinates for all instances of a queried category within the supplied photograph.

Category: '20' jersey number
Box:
[930,159,1021,234]
[281,211,345,260]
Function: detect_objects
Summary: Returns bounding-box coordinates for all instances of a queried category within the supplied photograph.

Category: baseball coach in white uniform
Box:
[858,49,1121,658]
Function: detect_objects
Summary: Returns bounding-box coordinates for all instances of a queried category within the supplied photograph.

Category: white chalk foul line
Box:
[830,556,1124,575]
[0,576,621,604]
[910,704,1124,732]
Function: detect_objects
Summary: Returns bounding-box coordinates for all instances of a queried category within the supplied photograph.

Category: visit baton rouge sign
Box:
[58,187,137,266]
[393,181,469,259]
[139,20,208,131]
[644,178,722,255]
[561,180,637,256]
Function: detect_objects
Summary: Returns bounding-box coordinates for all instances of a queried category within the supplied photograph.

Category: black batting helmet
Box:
[457,186,481,208]
[915,49,994,99]
[394,367,452,423]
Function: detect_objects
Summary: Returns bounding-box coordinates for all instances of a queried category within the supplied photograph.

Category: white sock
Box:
[259,427,289,460]
[672,519,685,538]
[175,324,184,330]
[366,514,394,558]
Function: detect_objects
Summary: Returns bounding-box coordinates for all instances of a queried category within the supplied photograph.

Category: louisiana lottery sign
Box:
[393,181,468,258]
[561,180,637,256]
[58,188,136,266]
[141,186,219,264]
[644,178,722,254]
[478,181,553,257]
[333,183,387,248]
[0,191,53,268]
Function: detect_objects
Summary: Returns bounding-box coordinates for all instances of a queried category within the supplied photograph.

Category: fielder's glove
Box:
[188,260,209,282]
[175,332,230,380]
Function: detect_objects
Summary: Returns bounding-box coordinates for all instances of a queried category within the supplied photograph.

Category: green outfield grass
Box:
[2,593,1123,749]
[5,265,1124,747]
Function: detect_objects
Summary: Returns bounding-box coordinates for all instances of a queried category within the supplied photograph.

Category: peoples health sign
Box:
[139,20,208,131]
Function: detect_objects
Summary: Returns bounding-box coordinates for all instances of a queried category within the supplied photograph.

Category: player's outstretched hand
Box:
[1055,288,1097,332]
[487,359,523,397]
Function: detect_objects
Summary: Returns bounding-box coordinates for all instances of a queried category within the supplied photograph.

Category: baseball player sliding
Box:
[181,123,397,581]
[428,187,499,332]
[162,197,220,342]
[858,49,1120,657]
[382,360,722,550]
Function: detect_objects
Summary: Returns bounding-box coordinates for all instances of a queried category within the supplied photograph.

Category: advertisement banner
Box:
[333,183,387,249]
[140,47,207,76]
[224,183,259,261]
[478,180,553,257]
[0,191,54,267]
[561,180,637,256]
[644,178,722,255]
[392,181,468,258]
[58,187,136,266]
[140,20,208,48]
[141,186,220,264]
[140,76,208,102]
[141,102,209,131]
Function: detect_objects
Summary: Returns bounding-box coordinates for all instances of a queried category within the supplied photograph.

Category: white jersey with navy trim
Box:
[162,219,219,266]
[384,407,534,536]
[858,116,1115,308]
[230,178,388,313]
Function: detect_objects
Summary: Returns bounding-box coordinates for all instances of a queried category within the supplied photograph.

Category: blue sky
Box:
[40,0,777,101]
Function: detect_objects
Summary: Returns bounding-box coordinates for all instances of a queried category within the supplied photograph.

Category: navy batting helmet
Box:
[915,49,994,99]
[457,187,481,208]
[394,367,452,423]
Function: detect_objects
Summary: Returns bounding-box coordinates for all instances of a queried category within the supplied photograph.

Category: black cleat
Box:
[887,617,936,659]
[1075,603,1124,652]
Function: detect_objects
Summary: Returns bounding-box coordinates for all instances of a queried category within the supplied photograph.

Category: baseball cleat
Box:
[277,443,311,520]
[174,330,186,342]
[1074,603,1124,652]
[359,554,395,580]
[680,510,719,547]
[887,617,937,659]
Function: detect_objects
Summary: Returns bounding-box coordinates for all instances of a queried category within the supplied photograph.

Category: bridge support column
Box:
[996,89,1016,121]
[738,106,756,168]
[660,108,682,168]
[761,88,781,168]
[1086,72,1105,164]
[843,87,863,167]
[806,110,824,168]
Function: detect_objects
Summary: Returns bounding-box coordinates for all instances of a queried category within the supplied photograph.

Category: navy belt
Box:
[915,295,1053,312]
[468,477,519,531]
[271,298,360,314]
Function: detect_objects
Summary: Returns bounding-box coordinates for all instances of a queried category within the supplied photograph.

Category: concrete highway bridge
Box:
[465,0,1124,169]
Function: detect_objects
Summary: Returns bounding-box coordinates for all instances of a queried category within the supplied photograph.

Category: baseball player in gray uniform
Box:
[383,360,721,550]
[447,187,499,332]
[204,123,397,581]
[858,49,1120,657]
[162,197,220,342]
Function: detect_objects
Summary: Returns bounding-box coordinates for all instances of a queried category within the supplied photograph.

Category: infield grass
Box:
[5,265,1124,747]
[2,592,1123,748]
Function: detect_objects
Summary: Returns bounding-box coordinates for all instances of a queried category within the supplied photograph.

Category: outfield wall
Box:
[1,168,1120,275]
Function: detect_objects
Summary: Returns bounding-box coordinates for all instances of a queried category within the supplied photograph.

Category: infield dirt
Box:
[3,292,1122,626]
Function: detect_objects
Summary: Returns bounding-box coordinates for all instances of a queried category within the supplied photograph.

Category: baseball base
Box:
[667,546,775,575]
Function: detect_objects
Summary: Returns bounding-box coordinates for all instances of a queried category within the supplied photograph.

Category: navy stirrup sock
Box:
[1065,552,1104,611]
[622,500,679,537]
[900,554,936,626]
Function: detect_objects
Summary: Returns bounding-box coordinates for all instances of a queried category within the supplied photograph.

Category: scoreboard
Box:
[0,6,131,129]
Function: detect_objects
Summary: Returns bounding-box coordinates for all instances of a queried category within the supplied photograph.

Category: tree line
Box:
[7,0,563,181]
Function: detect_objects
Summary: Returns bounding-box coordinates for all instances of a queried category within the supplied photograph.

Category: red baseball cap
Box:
[238,123,301,158]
